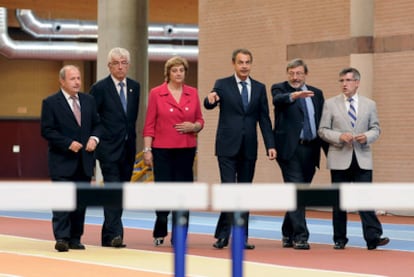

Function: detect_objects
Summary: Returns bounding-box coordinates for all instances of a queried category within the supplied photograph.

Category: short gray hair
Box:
[339,67,361,81]
[107,47,131,63]
[286,58,308,74]
[59,65,80,80]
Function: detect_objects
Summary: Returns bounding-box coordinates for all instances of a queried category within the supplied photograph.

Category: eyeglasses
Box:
[338,79,357,83]
[110,61,129,66]
[287,71,305,77]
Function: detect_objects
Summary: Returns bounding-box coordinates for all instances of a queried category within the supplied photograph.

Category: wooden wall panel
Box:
[0,120,48,179]
[0,0,198,178]
[0,56,62,117]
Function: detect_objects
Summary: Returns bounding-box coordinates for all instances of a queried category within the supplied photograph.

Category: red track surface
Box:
[1,211,413,277]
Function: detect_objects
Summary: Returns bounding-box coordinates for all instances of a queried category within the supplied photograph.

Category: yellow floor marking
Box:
[0,235,383,277]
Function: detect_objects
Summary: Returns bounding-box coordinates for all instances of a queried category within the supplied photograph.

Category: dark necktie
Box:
[240,81,248,111]
[348,97,356,128]
[70,95,81,126]
[119,82,127,113]
[299,97,313,141]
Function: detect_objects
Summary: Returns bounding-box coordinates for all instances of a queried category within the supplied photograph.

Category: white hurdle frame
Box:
[124,182,209,277]
[211,183,296,211]
[5,182,414,277]
[123,182,209,210]
[211,183,296,277]
[340,183,414,211]
[0,181,76,210]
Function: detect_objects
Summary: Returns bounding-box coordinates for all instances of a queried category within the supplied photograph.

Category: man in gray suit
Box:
[318,67,389,250]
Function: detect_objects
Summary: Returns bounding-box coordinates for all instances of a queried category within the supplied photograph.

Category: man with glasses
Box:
[318,67,389,250]
[90,47,140,248]
[271,58,326,250]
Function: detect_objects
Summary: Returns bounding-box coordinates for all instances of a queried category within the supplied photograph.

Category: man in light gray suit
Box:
[318,67,389,250]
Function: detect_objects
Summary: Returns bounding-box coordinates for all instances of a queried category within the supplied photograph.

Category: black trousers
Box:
[51,158,90,244]
[331,152,383,246]
[100,143,135,245]
[152,147,196,240]
[277,142,318,242]
[214,153,256,241]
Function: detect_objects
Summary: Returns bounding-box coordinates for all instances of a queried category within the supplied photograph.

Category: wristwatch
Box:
[143,147,152,153]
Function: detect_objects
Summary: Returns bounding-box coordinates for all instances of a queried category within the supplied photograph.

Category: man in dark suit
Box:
[204,48,276,250]
[318,67,389,250]
[271,58,326,250]
[41,65,102,252]
[90,47,140,247]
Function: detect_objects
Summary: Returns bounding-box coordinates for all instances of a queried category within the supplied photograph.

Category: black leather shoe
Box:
[333,241,346,250]
[111,235,126,248]
[282,237,293,248]
[102,236,127,248]
[69,242,86,250]
[55,239,69,252]
[244,243,255,250]
[293,240,310,250]
[213,238,229,249]
[367,237,390,250]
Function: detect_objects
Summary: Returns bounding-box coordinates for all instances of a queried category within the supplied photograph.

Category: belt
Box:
[299,139,316,145]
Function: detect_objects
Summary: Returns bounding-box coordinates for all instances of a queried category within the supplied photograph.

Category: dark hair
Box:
[286,58,308,74]
[339,67,361,81]
[232,48,253,63]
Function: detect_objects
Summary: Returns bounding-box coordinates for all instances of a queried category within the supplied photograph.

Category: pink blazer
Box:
[143,82,204,148]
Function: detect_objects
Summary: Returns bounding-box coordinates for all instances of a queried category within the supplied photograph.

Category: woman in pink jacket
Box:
[142,56,204,246]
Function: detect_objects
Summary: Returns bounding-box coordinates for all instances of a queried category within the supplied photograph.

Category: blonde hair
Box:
[164,56,189,82]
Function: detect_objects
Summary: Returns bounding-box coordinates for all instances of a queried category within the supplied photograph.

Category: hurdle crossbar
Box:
[340,183,414,210]
[0,181,76,210]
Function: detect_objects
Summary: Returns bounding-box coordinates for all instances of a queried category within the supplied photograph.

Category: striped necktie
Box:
[348,97,356,128]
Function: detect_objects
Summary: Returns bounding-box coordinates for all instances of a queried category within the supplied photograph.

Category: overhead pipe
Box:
[0,8,198,61]
[15,9,199,41]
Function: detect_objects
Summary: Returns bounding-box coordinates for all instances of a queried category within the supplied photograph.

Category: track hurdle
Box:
[0,181,76,211]
[211,183,296,277]
[0,181,208,277]
[3,181,413,277]
[124,182,209,277]
[340,183,414,211]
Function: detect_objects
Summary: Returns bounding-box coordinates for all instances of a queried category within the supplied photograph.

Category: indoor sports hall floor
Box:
[1,209,414,276]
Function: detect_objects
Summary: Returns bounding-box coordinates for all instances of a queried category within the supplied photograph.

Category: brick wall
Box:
[197,0,414,186]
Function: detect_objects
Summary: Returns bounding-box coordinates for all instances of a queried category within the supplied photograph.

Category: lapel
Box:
[248,79,257,112]
[177,86,192,109]
[334,95,353,129]
[354,96,368,130]
[125,78,138,113]
[77,93,89,126]
[285,82,305,116]
[162,82,189,110]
